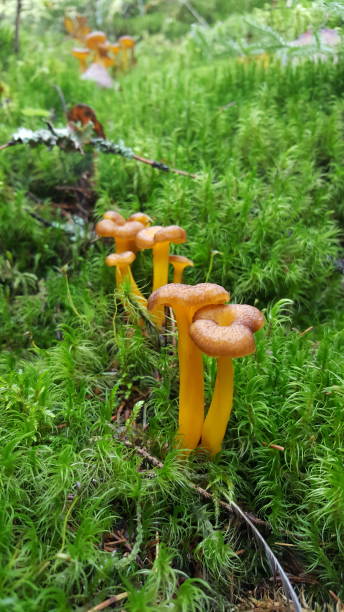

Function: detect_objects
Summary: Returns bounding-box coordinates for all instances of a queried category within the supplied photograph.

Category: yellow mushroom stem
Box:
[201,356,234,456]
[152,241,170,291]
[151,242,172,327]
[113,221,144,254]
[169,255,194,283]
[173,267,184,284]
[115,237,130,253]
[168,305,204,451]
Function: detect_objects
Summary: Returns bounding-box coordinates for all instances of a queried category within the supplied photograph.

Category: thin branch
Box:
[121,439,268,527]
[121,439,302,611]
[0,142,13,151]
[0,128,198,179]
[86,592,128,612]
[24,208,55,228]
[132,153,197,178]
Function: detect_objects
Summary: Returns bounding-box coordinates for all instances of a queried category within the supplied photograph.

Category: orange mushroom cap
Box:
[169,255,194,283]
[127,212,153,226]
[148,283,229,320]
[190,304,265,358]
[103,210,126,225]
[105,251,136,267]
[118,35,136,49]
[85,31,107,49]
[72,47,90,59]
[95,218,117,238]
[155,225,186,245]
[136,225,163,249]
[112,220,145,240]
[136,225,186,249]
[169,255,193,267]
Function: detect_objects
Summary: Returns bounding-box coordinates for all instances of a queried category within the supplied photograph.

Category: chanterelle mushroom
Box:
[106,251,146,308]
[95,218,117,244]
[127,212,152,227]
[147,283,229,451]
[169,255,194,284]
[96,219,144,253]
[137,225,186,291]
[190,304,265,456]
[85,30,107,50]
[118,35,136,70]
[103,210,126,225]
[137,225,186,326]
[71,48,90,72]
[112,221,144,254]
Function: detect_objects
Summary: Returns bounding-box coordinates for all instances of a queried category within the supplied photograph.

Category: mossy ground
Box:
[0,2,343,610]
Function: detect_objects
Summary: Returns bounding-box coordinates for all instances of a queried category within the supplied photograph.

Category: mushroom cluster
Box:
[148,284,265,455]
[64,14,90,43]
[95,209,193,318]
[96,208,264,458]
[65,17,137,79]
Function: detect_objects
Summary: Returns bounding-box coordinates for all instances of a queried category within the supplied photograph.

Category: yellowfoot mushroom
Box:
[147,283,229,451]
[103,210,126,225]
[85,30,107,50]
[71,48,90,72]
[137,225,186,326]
[169,255,194,283]
[118,35,136,70]
[112,221,145,254]
[136,225,186,290]
[190,304,265,456]
[95,219,144,253]
[95,218,117,243]
[106,251,147,308]
[127,212,152,226]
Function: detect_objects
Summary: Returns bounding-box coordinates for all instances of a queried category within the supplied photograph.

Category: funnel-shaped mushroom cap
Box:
[148,283,229,314]
[118,35,135,49]
[72,48,90,59]
[169,255,194,269]
[112,220,144,239]
[155,225,186,245]
[105,251,136,267]
[128,212,153,226]
[136,225,186,249]
[136,226,163,249]
[190,304,265,358]
[103,210,126,225]
[95,218,117,237]
[169,255,194,283]
[85,31,107,49]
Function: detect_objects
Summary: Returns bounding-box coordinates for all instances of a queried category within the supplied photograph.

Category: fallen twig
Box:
[121,439,268,527]
[0,127,197,178]
[121,438,302,612]
[86,591,128,612]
